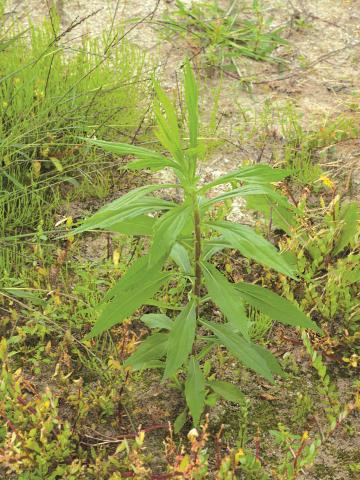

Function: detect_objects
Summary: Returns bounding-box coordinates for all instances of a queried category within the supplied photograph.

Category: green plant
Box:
[280,194,360,345]
[236,100,360,188]
[0,3,148,271]
[71,61,320,429]
[161,1,287,72]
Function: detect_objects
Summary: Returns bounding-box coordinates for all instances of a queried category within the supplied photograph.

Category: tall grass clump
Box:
[0,3,149,271]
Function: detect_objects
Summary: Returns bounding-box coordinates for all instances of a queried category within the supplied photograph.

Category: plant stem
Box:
[193,195,202,316]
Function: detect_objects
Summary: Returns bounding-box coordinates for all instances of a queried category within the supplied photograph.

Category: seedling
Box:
[73,62,320,429]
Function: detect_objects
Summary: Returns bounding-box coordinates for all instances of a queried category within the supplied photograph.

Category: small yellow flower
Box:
[319,175,335,189]
[235,448,245,461]
[302,431,309,441]
[343,354,358,368]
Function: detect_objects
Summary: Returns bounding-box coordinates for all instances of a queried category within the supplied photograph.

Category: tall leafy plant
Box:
[73,62,321,429]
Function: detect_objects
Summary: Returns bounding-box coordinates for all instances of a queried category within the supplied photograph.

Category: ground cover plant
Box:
[1,1,360,479]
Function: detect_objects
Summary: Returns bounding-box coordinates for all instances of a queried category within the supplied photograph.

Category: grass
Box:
[0,4,149,272]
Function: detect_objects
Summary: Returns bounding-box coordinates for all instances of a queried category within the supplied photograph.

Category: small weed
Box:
[161,1,287,73]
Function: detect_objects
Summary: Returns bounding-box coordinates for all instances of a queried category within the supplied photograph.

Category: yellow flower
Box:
[235,448,245,462]
[319,175,335,189]
[302,431,309,441]
[343,354,358,368]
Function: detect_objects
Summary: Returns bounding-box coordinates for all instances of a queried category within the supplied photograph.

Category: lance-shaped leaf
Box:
[82,138,173,168]
[200,320,274,382]
[200,164,289,192]
[184,60,198,151]
[150,203,191,264]
[140,313,174,330]
[154,82,185,167]
[185,357,205,426]
[252,344,285,378]
[164,300,196,379]
[202,184,291,210]
[207,380,245,404]
[208,221,296,278]
[124,333,168,371]
[79,197,174,234]
[234,282,322,333]
[87,255,171,338]
[184,60,199,177]
[170,243,192,274]
[202,262,249,339]
[109,215,155,236]
[125,157,178,171]
[72,184,176,235]
[174,409,188,434]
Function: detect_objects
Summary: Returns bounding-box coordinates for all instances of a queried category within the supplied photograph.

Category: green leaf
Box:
[234,282,322,333]
[246,195,296,235]
[200,320,274,382]
[164,300,197,379]
[333,202,359,255]
[140,313,173,330]
[184,59,199,176]
[170,243,192,274]
[202,184,291,209]
[185,357,206,426]
[108,215,155,236]
[124,333,168,371]
[126,157,178,171]
[184,60,198,149]
[207,380,245,404]
[201,262,249,339]
[153,82,184,167]
[82,138,173,167]
[150,203,191,264]
[1,288,46,307]
[252,344,285,377]
[174,409,188,434]
[50,157,63,172]
[72,184,176,235]
[209,221,297,278]
[87,256,171,338]
[200,165,289,192]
